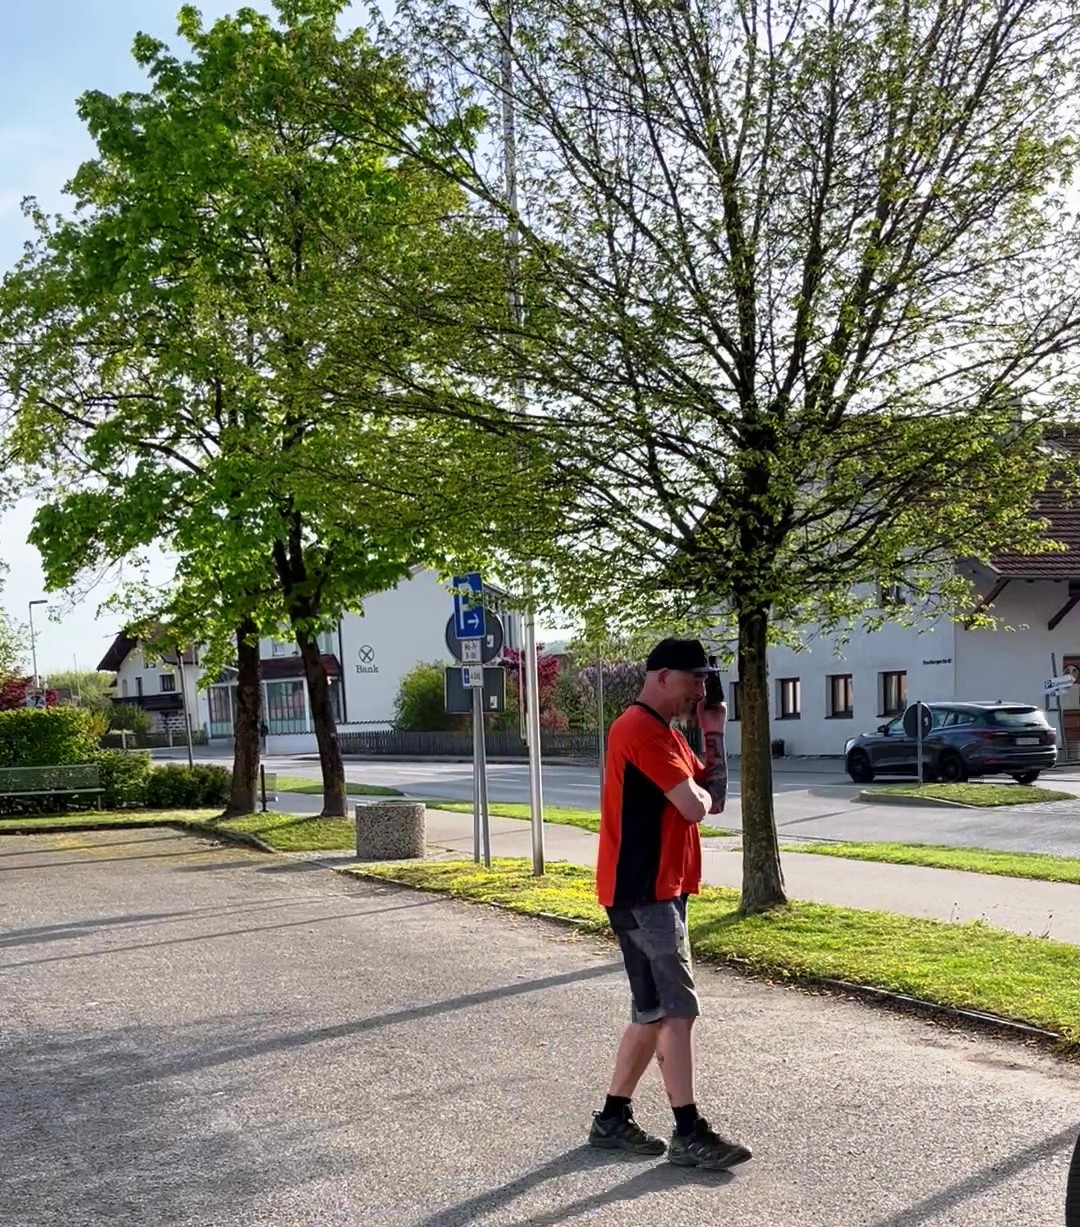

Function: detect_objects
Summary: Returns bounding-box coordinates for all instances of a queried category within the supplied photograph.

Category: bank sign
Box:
[356,645,379,675]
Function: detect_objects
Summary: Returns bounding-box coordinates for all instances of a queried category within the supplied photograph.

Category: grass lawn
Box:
[432,800,731,839]
[0,809,357,853]
[783,840,1080,886]
[351,858,1080,1042]
[863,782,1074,806]
[273,775,402,798]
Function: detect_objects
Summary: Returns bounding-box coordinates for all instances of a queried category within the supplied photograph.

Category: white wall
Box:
[714,609,957,757]
[711,577,1080,757]
[337,568,524,725]
[955,579,1080,715]
[114,647,205,733]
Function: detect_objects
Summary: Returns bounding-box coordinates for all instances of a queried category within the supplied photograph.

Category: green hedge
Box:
[146,764,230,809]
[0,708,98,767]
[93,750,153,809]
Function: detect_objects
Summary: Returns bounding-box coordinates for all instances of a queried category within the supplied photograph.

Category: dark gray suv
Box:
[844,701,1058,784]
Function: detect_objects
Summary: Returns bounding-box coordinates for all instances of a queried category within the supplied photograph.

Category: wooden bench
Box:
[0,764,104,807]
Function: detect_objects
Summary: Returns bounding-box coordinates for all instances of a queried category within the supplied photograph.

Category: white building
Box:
[99,568,523,753]
[714,556,1080,759]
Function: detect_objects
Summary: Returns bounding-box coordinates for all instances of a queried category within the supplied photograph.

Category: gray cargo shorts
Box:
[606,894,700,1024]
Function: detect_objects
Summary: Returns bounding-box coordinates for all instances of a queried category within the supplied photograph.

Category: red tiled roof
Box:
[988,430,1080,578]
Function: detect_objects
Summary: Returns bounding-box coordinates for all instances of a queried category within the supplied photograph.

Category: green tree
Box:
[393,662,467,732]
[46,669,116,712]
[1,1,555,815]
[389,0,1080,909]
[0,607,28,681]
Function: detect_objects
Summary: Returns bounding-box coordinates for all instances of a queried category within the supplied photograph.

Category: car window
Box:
[942,710,975,727]
[984,707,1050,728]
[886,717,904,735]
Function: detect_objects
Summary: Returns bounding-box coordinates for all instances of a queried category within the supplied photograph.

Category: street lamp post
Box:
[28,600,47,701]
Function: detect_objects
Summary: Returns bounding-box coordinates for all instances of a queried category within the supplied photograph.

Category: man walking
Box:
[588,637,752,1171]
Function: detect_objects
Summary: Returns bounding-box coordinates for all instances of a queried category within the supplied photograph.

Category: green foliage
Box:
[108,704,153,735]
[47,669,116,713]
[0,0,560,815]
[386,0,1080,910]
[92,749,152,808]
[146,764,230,809]
[0,707,98,767]
[393,661,465,732]
[0,608,28,680]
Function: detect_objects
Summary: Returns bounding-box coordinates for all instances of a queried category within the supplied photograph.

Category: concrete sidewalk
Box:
[3,827,1078,1227]
[423,807,1080,944]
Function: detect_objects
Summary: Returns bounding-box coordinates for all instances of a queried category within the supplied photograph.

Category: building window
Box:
[878,581,906,607]
[160,674,176,693]
[827,674,853,718]
[318,630,337,655]
[880,670,907,716]
[135,676,143,698]
[271,637,297,657]
[265,679,310,734]
[778,678,801,719]
[729,681,740,721]
[121,679,129,698]
[208,685,235,737]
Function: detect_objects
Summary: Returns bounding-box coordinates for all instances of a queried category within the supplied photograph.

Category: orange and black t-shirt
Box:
[596,702,704,908]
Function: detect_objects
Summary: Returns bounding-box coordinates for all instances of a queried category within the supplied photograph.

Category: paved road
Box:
[155,747,1080,854]
[3,827,1079,1226]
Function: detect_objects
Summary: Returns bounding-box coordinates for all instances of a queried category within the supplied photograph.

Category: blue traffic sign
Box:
[452,572,485,639]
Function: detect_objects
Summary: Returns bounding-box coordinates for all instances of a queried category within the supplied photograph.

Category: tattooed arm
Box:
[697,701,728,814]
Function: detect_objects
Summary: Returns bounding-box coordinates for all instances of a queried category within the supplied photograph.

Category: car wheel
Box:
[847,750,874,783]
[1011,770,1040,785]
[938,751,967,784]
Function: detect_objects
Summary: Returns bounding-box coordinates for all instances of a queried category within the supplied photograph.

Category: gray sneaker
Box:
[588,1110,666,1156]
[667,1118,752,1170]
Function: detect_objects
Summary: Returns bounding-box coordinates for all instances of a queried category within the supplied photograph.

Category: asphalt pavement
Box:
[155,746,1080,854]
[2,827,1078,1226]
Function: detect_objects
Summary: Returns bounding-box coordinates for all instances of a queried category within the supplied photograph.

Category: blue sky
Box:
[0,1,562,673]
[0,1,249,672]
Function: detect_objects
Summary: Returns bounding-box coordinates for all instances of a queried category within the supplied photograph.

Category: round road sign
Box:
[902,702,933,739]
[445,613,504,663]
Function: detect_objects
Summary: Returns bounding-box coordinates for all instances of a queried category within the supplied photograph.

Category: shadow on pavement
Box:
[410,1144,730,1227]
[0,846,264,874]
[0,897,451,970]
[0,833,177,858]
[865,1123,1077,1226]
[0,892,376,948]
[21,962,624,1094]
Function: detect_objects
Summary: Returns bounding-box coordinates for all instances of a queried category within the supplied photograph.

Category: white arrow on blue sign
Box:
[452,572,486,640]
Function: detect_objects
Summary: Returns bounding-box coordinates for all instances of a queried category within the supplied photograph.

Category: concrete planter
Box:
[355,800,426,860]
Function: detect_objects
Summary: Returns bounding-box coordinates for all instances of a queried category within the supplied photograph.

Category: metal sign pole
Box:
[916,701,924,783]
[1052,653,1067,759]
[476,685,491,867]
[176,650,195,769]
[472,680,482,863]
[523,611,545,876]
[596,656,605,808]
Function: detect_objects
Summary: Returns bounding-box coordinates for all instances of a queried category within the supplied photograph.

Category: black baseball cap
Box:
[645,638,719,674]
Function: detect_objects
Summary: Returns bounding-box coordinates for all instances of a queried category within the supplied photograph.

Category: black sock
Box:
[601,1094,632,1120]
[673,1103,699,1136]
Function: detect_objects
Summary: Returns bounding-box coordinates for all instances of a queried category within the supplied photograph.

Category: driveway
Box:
[2,827,1078,1226]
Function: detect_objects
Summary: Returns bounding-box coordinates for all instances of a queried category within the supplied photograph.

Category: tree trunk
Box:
[738,605,787,913]
[225,616,261,817]
[296,630,347,817]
